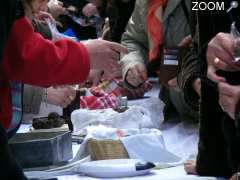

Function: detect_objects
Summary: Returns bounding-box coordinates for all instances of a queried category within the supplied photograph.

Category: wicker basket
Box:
[87,139,129,160]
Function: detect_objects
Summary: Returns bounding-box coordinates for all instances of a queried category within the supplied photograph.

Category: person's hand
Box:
[168,77,178,88]
[81,69,103,87]
[83,39,128,79]
[229,173,240,180]
[35,11,55,22]
[46,86,76,108]
[184,160,197,175]
[218,82,240,119]
[193,78,201,96]
[126,64,147,87]
[207,33,240,83]
[82,3,98,17]
[47,0,66,19]
[178,35,192,47]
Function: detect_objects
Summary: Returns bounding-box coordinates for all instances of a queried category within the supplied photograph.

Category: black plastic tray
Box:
[9,131,72,168]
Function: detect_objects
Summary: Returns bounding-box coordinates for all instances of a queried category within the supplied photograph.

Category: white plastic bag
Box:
[129,97,165,128]
[230,22,240,62]
[46,19,77,41]
[71,106,154,132]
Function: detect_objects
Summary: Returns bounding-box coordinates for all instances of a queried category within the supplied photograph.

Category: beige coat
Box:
[120,0,191,81]
[120,0,199,122]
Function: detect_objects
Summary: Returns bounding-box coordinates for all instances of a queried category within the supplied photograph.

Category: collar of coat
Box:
[163,0,184,22]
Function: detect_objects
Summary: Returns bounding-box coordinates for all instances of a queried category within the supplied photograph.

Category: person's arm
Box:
[120,0,149,88]
[3,17,90,86]
[178,44,199,110]
[178,12,199,110]
[23,85,44,114]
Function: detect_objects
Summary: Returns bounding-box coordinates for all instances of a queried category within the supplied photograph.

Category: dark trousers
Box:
[0,123,27,180]
[196,82,232,178]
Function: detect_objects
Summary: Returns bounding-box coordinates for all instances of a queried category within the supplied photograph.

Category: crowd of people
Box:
[1,0,240,179]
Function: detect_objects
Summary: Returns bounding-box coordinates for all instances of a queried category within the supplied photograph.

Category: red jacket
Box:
[0,17,90,129]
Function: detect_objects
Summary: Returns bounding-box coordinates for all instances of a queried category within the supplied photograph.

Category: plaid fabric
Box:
[80,79,152,110]
[80,93,118,110]
[8,82,22,134]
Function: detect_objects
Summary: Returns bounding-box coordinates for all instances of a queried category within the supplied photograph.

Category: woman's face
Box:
[30,0,49,13]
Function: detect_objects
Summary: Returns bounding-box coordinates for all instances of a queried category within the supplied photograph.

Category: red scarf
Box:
[147,0,167,61]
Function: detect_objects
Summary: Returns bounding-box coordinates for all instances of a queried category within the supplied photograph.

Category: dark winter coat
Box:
[194,0,240,178]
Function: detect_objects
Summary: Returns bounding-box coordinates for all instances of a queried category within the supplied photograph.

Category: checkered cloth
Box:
[80,79,152,110]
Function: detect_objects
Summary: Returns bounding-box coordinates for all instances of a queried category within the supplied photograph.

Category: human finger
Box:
[218,82,240,97]
[207,46,234,67]
[109,51,120,60]
[178,35,192,47]
[57,97,70,107]
[212,33,235,56]
[126,69,140,86]
[37,11,55,21]
[213,57,237,71]
[63,98,72,107]
[218,94,232,113]
[207,65,226,83]
[64,88,76,99]
[184,160,197,175]
[135,65,147,81]
[107,59,120,69]
[129,67,144,85]
[168,77,178,87]
[107,41,128,54]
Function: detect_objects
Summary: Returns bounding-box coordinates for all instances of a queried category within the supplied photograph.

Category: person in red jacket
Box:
[1,0,127,133]
[0,0,127,179]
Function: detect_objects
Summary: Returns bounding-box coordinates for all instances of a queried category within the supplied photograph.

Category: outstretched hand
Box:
[84,39,128,79]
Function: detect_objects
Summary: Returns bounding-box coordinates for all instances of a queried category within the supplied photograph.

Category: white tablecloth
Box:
[19,82,222,180]
[57,166,217,180]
